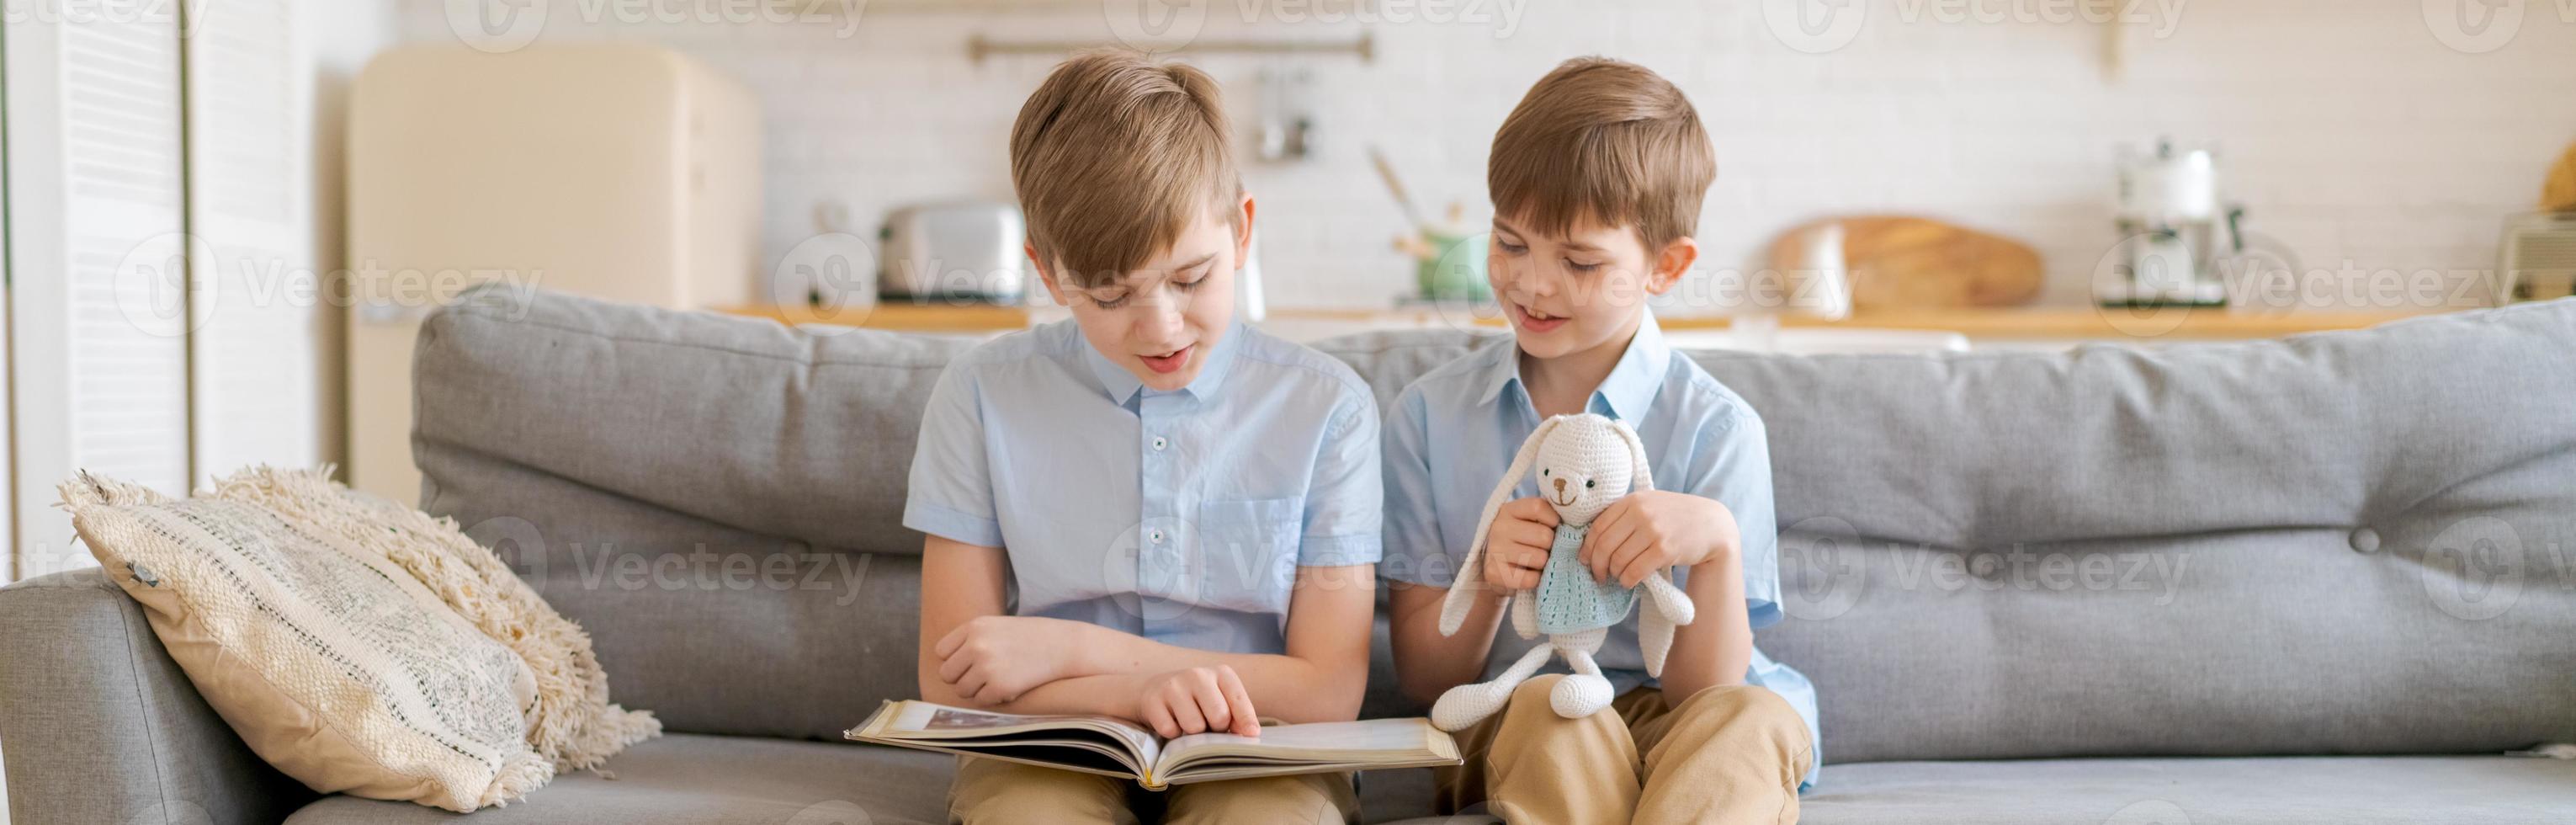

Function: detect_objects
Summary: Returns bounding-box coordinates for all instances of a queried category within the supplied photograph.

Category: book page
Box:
[848,700,1161,767]
[1157,718,1458,780]
[850,702,1458,789]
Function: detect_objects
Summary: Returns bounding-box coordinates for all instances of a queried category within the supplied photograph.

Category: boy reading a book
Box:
[1381,58,1822,824]
[906,51,1380,824]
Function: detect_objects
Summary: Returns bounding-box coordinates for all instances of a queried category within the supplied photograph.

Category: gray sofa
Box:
[5,287,2573,824]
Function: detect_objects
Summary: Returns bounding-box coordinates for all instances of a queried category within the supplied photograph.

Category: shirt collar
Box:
[1476,310,1671,422]
[1076,319,1247,406]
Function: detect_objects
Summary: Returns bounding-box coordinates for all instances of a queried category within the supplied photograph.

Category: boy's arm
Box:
[916,535,1262,732]
[902,364,1144,714]
[1388,580,1506,705]
[1581,407,1777,701]
[914,535,1036,708]
[1063,562,1376,723]
[939,566,1375,727]
[1378,386,1511,706]
[931,392,1384,724]
[1649,502,1756,700]
[1069,393,1384,723]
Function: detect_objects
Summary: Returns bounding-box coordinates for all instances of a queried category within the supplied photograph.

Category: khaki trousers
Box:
[947,756,1358,825]
[1435,675,1812,825]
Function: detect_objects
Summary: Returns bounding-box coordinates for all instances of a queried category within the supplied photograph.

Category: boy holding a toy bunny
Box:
[1381,57,1820,824]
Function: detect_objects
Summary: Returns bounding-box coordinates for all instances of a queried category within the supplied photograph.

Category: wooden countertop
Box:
[717,303,2431,341]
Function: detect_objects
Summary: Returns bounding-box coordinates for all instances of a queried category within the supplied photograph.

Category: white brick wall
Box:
[396,0,2576,311]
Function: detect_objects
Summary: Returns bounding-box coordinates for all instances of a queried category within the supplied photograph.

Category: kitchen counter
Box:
[717,303,2432,342]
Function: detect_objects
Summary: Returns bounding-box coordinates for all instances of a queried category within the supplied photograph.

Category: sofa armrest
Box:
[0,568,312,825]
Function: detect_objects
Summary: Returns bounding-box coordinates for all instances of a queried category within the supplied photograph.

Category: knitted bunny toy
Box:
[1431,412,1697,732]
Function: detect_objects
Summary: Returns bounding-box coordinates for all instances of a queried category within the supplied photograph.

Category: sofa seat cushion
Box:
[282,732,1442,824]
[1803,755,2576,824]
[284,733,954,825]
[282,734,2576,825]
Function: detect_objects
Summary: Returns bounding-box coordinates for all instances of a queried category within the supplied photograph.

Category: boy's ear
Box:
[1028,243,1071,306]
[1233,192,1257,268]
[1647,235,1698,296]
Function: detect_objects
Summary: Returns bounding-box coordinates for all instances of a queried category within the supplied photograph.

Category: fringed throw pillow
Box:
[61,471,550,812]
[204,466,660,772]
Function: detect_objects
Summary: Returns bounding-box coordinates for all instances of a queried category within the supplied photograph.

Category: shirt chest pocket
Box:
[1188,498,1302,616]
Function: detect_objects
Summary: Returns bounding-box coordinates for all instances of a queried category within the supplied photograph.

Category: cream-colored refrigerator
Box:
[346,42,762,502]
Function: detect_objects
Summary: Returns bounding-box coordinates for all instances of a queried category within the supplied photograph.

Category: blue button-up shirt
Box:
[905,319,1383,655]
[1381,311,1820,789]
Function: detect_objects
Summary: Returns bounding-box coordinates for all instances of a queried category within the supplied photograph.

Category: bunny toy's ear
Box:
[1614,418,1654,494]
[1440,415,1570,636]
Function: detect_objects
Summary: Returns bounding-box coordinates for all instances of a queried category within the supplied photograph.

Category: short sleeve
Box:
[1686,405,1783,629]
[901,364,1004,548]
[1378,386,1454,586]
[1297,388,1384,567]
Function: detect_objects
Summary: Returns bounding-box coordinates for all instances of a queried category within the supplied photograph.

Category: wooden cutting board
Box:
[1767,216,2044,308]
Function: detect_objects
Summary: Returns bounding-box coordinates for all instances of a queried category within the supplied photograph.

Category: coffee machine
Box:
[2103,139,2240,306]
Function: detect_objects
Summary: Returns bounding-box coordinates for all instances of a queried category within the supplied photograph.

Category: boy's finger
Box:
[932,625,968,658]
[1527,499,1560,528]
[1506,497,1557,527]
[1584,518,1638,581]
[1592,498,1632,534]
[1168,689,1208,734]
[1194,685,1232,735]
[1218,669,1261,737]
[1145,702,1179,739]
[936,647,975,683]
[953,665,985,700]
[1608,535,1655,588]
[1188,669,1232,732]
[1500,551,1543,589]
[1607,498,1640,531]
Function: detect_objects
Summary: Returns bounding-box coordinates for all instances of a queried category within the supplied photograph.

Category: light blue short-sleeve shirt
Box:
[904,319,1382,656]
[1381,311,1821,789]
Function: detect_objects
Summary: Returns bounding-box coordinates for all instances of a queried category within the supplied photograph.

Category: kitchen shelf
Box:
[718,304,2433,341]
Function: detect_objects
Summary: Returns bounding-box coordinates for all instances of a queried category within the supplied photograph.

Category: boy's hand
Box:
[1482,497,1561,591]
[933,615,1096,705]
[1134,665,1261,739]
[1581,491,1739,588]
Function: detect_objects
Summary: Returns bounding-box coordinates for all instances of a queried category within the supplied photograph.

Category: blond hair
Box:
[1010,50,1240,288]
[1488,57,1714,251]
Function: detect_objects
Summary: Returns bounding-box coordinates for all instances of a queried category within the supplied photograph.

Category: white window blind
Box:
[188,0,322,488]
[5,4,193,578]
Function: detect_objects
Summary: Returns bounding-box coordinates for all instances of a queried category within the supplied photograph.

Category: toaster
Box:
[879,201,1028,301]
[2501,211,2576,303]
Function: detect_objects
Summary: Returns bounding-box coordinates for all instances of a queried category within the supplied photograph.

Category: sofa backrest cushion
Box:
[415,286,2576,760]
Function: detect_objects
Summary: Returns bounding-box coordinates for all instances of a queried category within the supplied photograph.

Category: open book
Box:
[846,700,1460,790]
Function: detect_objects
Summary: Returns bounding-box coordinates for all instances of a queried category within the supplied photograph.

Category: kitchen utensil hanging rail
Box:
[968,31,1374,64]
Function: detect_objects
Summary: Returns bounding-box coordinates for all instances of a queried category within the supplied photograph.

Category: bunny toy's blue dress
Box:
[1533,524,1642,635]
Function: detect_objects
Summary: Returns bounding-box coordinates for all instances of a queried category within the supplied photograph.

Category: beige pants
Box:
[947,756,1359,825]
[1437,674,1813,825]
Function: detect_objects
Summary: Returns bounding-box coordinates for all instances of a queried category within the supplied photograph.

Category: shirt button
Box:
[1149,529,1166,544]
[2350,527,2381,554]
[1151,436,1169,451]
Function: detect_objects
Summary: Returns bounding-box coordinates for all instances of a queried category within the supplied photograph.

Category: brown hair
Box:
[1488,57,1714,251]
[1010,50,1240,289]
